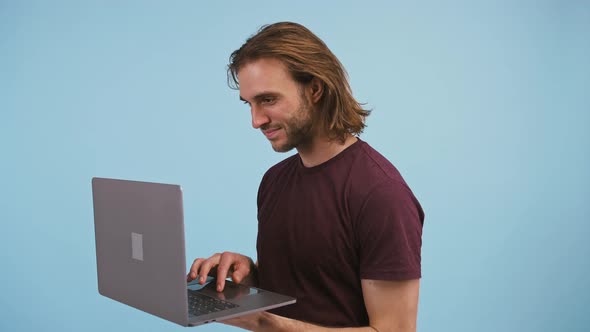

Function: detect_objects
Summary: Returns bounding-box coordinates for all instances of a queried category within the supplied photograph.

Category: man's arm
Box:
[361,279,420,332]
[222,278,420,332]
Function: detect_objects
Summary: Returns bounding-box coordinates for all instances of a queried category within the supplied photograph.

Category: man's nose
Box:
[251,106,270,129]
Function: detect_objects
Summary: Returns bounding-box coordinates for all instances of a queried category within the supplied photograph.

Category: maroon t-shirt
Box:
[256,138,424,327]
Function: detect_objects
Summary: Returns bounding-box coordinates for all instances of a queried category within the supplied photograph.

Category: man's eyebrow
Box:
[241,92,279,103]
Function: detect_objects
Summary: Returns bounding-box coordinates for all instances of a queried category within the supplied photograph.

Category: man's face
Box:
[238,58,313,152]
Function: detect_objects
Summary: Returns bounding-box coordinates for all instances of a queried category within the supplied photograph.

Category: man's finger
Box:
[188,258,205,281]
[231,270,244,284]
[197,254,221,284]
[217,252,237,291]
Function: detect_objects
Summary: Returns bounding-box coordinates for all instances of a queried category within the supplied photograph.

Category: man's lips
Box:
[262,127,280,139]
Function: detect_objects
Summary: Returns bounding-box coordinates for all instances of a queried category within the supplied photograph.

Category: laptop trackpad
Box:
[188,278,258,301]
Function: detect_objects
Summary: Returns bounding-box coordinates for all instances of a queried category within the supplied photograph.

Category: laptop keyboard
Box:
[188,290,239,316]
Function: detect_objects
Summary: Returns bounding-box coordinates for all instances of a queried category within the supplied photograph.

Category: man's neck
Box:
[296,134,358,168]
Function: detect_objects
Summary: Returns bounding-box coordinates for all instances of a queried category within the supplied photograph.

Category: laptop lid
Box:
[92,177,296,327]
[92,177,189,326]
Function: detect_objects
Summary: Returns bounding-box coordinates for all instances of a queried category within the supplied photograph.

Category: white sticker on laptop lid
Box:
[131,232,144,261]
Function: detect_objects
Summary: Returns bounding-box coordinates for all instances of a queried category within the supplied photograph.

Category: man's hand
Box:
[187,252,257,292]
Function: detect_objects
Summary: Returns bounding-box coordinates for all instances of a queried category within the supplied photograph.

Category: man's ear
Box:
[309,77,324,104]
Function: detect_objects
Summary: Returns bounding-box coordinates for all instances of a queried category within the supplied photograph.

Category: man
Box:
[188,22,424,331]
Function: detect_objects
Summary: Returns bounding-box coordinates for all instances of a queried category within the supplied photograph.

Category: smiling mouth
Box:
[263,127,281,139]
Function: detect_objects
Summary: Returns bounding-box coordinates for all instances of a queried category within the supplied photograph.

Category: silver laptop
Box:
[91,177,295,327]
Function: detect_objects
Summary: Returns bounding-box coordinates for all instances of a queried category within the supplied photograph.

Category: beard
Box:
[264,94,314,153]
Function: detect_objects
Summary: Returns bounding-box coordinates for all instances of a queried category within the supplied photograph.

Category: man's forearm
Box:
[224,312,378,332]
[259,312,379,332]
[224,277,419,332]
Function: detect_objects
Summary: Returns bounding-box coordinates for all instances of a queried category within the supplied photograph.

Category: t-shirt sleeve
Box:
[356,180,424,280]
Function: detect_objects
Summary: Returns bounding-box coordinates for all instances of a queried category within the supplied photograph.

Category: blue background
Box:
[1,1,589,331]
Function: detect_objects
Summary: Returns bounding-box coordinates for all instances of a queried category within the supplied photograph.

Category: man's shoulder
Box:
[349,141,424,225]
[346,140,421,210]
[352,140,407,186]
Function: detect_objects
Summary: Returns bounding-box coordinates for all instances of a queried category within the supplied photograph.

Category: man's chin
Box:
[270,141,295,153]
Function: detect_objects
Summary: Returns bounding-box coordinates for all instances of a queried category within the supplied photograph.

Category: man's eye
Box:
[262,97,275,104]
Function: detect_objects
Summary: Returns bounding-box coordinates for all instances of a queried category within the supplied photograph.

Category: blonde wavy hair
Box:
[228,22,370,142]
